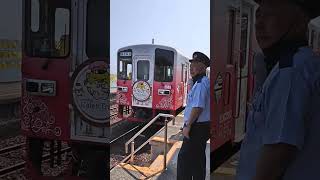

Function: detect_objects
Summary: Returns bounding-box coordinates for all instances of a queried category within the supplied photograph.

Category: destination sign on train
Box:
[119,51,132,57]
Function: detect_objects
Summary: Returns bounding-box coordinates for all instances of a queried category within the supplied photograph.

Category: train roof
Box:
[117,44,190,59]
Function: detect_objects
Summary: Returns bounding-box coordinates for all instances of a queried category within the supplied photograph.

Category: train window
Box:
[185,64,189,82]
[137,60,150,81]
[181,64,184,82]
[118,61,132,80]
[118,60,132,80]
[240,13,249,68]
[127,64,132,79]
[154,49,174,82]
[118,50,132,80]
[86,0,108,58]
[25,0,71,58]
[30,0,39,32]
[55,9,70,57]
[310,30,315,47]
[185,66,188,81]
[227,9,236,64]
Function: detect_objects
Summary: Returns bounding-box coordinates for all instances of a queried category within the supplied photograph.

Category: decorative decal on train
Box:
[155,96,174,109]
[117,93,130,105]
[21,94,62,137]
[72,60,108,123]
[214,73,223,103]
[132,80,151,101]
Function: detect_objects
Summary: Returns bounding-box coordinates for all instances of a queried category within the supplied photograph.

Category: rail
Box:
[0,147,71,176]
[124,113,174,170]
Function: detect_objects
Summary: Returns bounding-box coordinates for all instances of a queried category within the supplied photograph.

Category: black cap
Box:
[254,0,320,18]
[189,52,210,67]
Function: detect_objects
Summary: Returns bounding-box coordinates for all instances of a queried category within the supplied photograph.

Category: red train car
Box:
[211,0,259,152]
[116,44,191,122]
[22,0,108,179]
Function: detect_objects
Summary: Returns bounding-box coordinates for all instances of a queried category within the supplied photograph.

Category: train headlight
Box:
[26,79,56,96]
[41,83,55,95]
[158,89,171,95]
[26,81,39,93]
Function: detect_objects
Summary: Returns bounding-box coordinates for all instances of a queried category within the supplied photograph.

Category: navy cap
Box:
[254,0,320,18]
[189,52,210,67]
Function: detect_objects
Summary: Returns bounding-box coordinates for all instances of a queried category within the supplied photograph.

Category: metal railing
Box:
[124,113,174,170]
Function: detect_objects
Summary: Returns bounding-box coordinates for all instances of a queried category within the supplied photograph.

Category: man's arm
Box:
[254,143,298,180]
[182,107,203,138]
[183,80,208,138]
[186,107,203,127]
[256,68,310,180]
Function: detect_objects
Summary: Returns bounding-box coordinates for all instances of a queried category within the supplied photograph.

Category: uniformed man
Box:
[236,0,320,180]
[177,52,210,180]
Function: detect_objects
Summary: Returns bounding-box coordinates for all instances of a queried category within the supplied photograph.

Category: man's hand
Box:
[254,143,298,180]
[183,126,191,139]
[183,107,203,139]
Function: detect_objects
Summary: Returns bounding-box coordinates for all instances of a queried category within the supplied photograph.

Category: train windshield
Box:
[25,0,71,58]
[154,49,174,82]
[86,0,108,58]
[118,50,132,80]
[137,60,150,81]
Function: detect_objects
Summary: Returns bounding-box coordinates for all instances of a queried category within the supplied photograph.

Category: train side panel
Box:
[172,52,189,111]
[153,50,177,112]
[211,0,258,151]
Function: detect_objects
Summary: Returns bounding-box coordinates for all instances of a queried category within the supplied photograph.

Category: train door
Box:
[70,0,108,143]
[211,0,238,151]
[132,54,153,108]
[22,0,71,140]
[234,2,253,142]
[211,0,256,151]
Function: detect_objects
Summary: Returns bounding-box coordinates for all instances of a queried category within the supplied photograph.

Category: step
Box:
[110,141,182,180]
[151,141,211,180]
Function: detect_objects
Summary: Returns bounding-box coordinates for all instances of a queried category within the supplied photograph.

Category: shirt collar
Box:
[192,73,206,85]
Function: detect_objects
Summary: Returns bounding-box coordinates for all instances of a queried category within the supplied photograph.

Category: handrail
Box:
[117,126,164,166]
[125,113,174,153]
[124,113,174,170]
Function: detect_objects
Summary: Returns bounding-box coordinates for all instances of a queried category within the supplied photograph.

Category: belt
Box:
[194,121,210,125]
[183,121,210,127]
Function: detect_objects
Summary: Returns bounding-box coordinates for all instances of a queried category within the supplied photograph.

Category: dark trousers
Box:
[177,122,210,180]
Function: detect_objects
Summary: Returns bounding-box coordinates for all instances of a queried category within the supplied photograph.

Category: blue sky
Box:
[110,0,210,74]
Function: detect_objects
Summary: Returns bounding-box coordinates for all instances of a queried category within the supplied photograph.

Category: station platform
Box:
[110,113,211,180]
[211,151,239,180]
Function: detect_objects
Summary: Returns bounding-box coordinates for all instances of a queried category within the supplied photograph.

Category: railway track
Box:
[110,125,141,144]
[0,143,25,155]
[110,123,163,170]
[0,141,72,177]
[0,93,117,177]
[0,142,26,177]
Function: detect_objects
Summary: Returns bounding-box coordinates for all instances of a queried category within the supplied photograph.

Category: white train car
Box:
[0,0,22,113]
[308,16,320,55]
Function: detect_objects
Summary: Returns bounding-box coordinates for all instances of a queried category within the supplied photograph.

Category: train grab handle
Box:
[233,61,242,119]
